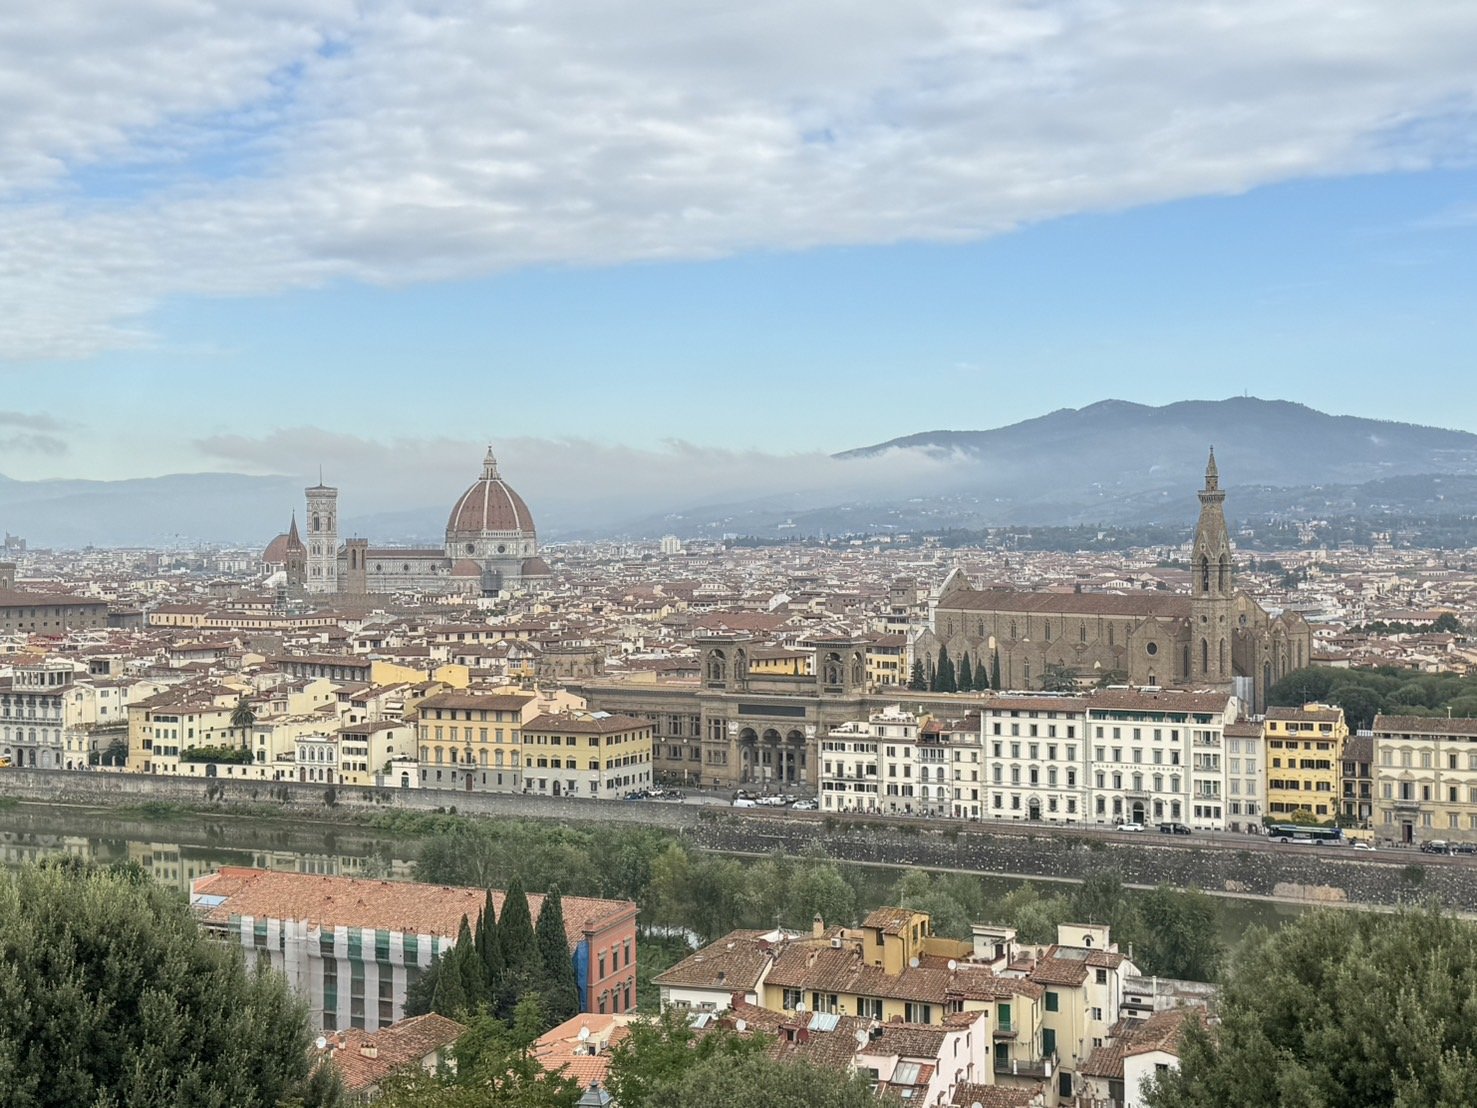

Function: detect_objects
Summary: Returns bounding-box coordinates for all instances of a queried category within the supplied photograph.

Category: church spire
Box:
[1204,446,1219,491]
[482,445,500,481]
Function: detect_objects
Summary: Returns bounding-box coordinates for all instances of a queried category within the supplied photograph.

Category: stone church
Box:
[914,451,1310,711]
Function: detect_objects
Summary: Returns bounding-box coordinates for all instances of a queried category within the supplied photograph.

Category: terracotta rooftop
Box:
[192,868,634,944]
[939,589,1191,619]
[1373,714,1477,737]
[316,1013,466,1092]
[653,929,775,991]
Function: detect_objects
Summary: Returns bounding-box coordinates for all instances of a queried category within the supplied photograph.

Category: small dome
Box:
[450,558,483,577]
[446,447,535,537]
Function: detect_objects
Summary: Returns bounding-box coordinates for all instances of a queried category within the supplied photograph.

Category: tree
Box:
[454,915,487,1013]
[957,652,974,693]
[230,694,256,746]
[1041,662,1078,692]
[786,862,857,930]
[907,659,927,691]
[1095,668,1129,688]
[0,861,321,1107]
[533,885,580,1025]
[1144,907,1477,1108]
[476,889,505,1006]
[936,645,956,693]
[974,652,991,691]
[991,648,1002,692]
[647,1052,890,1108]
[374,1000,580,1108]
[606,1008,771,1108]
[1135,885,1224,982]
[496,875,538,1017]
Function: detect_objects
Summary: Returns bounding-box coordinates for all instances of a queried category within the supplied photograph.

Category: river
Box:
[0,800,1309,949]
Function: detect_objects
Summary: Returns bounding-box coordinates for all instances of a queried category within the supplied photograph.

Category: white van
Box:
[732,798,757,808]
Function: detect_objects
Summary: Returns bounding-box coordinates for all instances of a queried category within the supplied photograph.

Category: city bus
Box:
[1267,823,1344,845]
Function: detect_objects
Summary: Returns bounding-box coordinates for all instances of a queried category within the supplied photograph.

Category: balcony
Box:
[994,1051,1056,1079]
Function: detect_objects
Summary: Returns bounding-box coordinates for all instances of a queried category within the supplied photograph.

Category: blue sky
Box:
[1,0,1475,505]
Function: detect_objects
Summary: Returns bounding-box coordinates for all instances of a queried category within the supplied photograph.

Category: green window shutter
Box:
[1045,991,1059,1012]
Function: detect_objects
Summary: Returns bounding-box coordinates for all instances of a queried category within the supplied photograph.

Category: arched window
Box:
[1200,556,1210,592]
[1218,555,1230,592]
[1080,624,1087,643]
[1219,638,1227,674]
[1201,639,1209,672]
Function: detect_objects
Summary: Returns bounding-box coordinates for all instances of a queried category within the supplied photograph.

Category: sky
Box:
[2,0,1477,508]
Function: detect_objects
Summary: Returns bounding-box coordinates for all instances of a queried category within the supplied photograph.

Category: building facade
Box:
[1372,714,1477,845]
[1263,703,1347,823]
[520,712,654,799]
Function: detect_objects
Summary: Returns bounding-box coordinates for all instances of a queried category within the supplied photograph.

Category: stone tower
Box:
[1190,448,1235,684]
[304,478,339,595]
[283,514,307,592]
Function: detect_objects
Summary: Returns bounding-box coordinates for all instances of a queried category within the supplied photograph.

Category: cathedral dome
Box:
[446,447,535,538]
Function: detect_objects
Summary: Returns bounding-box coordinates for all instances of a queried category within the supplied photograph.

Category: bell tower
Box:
[304,476,339,595]
[1190,448,1234,684]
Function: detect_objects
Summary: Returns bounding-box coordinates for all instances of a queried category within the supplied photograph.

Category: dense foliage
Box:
[1269,665,1477,730]
[406,878,579,1029]
[1145,907,1477,1108]
[0,860,331,1108]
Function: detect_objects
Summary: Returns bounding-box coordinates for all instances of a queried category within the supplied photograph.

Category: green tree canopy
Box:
[647,1052,892,1108]
[606,1008,771,1108]
[0,861,323,1108]
[1145,907,1477,1108]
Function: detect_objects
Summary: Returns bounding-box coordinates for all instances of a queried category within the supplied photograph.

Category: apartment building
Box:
[1264,703,1347,822]
[191,868,638,1031]
[982,695,1089,823]
[1372,714,1477,845]
[520,712,654,799]
[1341,733,1374,825]
[1222,720,1265,832]
[0,661,75,768]
[819,720,880,812]
[413,690,537,791]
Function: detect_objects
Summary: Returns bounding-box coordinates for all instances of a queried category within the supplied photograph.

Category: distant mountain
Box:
[627,398,1477,541]
[837,398,1477,493]
[0,472,298,548]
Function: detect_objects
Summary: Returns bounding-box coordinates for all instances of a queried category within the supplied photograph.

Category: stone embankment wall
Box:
[0,769,1463,910]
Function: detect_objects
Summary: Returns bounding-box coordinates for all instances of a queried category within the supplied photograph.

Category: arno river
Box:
[0,801,1309,948]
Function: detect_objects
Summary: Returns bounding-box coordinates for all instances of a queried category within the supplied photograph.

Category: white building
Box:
[982,695,1090,823]
[1223,720,1265,833]
[820,719,880,812]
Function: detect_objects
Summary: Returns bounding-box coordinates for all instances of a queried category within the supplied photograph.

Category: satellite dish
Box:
[314,1036,327,1050]
[855,1029,869,1047]
[909,957,920,968]
[795,1002,807,1012]
[735,1019,747,1032]
[578,1026,591,1042]
[948,959,958,971]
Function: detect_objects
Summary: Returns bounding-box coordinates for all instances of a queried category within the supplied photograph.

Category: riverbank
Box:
[0,768,1463,911]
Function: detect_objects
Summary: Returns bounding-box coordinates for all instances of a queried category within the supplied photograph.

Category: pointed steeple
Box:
[286,512,304,549]
[1204,447,1219,492]
[481,445,500,481]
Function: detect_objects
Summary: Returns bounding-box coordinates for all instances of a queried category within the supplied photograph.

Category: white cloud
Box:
[193,427,964,533]
[3,0,1476,359]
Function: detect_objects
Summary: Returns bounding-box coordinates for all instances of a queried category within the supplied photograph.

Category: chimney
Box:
[359,1041,378,1059]
[812,913,825,938]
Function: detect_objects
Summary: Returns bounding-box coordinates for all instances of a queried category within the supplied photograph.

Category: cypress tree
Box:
[975,653,990,691]
[937,645,956,693]
[957,652,973,692]
[991,648,1002,691]
[496,874,538,1016]
[908,659,926,691]
[430,949,468,1017]
[455,915,485,1011]
[534,885,581,1024]
[927,658,939,692]
[476,889,504,1005]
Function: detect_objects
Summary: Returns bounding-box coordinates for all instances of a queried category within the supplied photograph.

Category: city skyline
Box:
[2,3,1476,481]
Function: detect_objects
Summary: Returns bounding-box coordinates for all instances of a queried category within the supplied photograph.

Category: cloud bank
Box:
[194,428,965,534]
[3,0,1477,359]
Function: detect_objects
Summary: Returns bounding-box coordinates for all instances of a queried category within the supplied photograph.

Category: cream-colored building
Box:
[413,689,537,792]
[820,720,880,812]
[1373,714,1477,845]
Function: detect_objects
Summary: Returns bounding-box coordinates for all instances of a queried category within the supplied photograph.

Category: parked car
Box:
[791,799,818,811]
[1116,822,1144,832]
[1157,822,1191,835]
[756,795,788,806]
[1420,840,1451,854]
[1352,841,1376,851]
[731,798,757,808]
[1453,842,1477,855]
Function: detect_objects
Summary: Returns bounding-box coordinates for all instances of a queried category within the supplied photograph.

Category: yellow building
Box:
[1264,703,1348,822]
[413,690,537,791]
[748,648,812,676]
[520,712,654,799]
[866,634,908,688]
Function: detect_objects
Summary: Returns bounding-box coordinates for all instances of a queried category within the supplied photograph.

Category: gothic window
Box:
[1107,625,1115,647]
[1201,639,1209,672]
[823,653,842,685]
[1080,624,1087,643]
[1219,555,1230,591]
[1010,621,1018,640]
[707,651,725,682]
[1200,556,1210,592]
[313,514,320,531]
[1043,621,1051,640]
[1219,639,1227,674]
